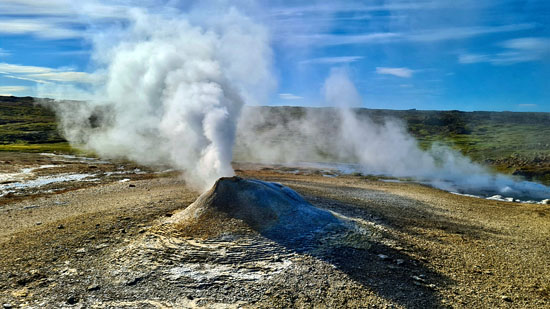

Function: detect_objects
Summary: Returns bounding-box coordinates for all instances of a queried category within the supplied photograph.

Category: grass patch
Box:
[0,142,77,154]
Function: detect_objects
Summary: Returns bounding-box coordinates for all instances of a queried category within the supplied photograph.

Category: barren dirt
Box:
[0,154,549,308]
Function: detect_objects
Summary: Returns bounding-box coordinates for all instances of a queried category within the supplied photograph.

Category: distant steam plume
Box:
[237,68,550,201]
[47,7,272,191]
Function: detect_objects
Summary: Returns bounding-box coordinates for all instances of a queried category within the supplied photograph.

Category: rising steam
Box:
[237,68,550,202]
[42,4,548,200]
[47,7,272,191]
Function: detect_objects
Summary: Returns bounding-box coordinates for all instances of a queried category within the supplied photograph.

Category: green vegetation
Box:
[390,110,550,183]
[250,106,550,184]
[1,96,549,184]
[0,142,75,153]
[0,96,75,154]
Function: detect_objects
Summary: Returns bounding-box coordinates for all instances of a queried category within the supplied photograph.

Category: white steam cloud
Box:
[40,3,548,201]
[47,6,273,191]
[237,68,550,202]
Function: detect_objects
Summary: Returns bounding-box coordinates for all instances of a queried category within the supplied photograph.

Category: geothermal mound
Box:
[168,176,341,242]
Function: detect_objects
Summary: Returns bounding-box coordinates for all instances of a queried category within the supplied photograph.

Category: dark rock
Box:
[129,184,136,188]
[501,295,512,302]
[87,284,100,291]
[126,276,143,286]
[67,296,78,305]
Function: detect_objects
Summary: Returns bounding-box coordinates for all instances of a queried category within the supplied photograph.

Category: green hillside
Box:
[0,96,71,153]
[1,96,549,183]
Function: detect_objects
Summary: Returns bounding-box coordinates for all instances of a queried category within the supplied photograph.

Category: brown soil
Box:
[0,157,549,308]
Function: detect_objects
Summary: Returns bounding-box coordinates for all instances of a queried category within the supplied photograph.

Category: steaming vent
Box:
[168,177,343,243]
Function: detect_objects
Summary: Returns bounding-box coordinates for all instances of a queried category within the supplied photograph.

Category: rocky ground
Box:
[0,154,549,308]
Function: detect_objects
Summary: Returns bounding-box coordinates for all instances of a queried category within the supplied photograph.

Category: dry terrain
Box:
[0,154,549,308]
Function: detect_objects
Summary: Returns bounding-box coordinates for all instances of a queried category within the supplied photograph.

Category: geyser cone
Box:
[169,176,340,241]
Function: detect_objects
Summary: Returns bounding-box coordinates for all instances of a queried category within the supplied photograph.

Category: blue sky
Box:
[0,0,549,111]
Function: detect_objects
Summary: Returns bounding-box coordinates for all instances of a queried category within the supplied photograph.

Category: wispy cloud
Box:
[459,37,550,65]
[269,2,442,17]
[458,53,491,64]
[0,85,29,96]
[0,18,82,39]
[376,67,414,78]
[0,0,131,18]
[300,56,363,65]
[294,32,400,46]
[279,93,303,100]
[0,1,137,40]
[289,23,535,47]
[0,62,93,83]
[408,24,534,42]
[0,48,10,57]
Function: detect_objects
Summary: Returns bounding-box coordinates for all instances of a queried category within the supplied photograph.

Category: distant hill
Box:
[1,96,549,184]
[0,96,64,144]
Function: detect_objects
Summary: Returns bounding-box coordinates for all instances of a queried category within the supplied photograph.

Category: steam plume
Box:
[236,68,550,201]
[47,7,272,191]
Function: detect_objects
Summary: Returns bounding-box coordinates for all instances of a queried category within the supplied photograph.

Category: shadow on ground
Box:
[251,180,469,308]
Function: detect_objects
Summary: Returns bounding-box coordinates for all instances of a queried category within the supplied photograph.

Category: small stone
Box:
[377,254,389,260]
[76,248,86,254]
[57,224,65,229]
[126,276,143,286]
[87,284,100,291]
[129,184,136,188]
[11,287,28,297]
[411,275,426,282]
[501,295,512,302]
[3,303,13,309]
[67,296,78,304]
[36,222,42,225]
[395,259,405,265]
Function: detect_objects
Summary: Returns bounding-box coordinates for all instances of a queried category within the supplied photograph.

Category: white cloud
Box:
[0,48,10,57]
[0,85,28,92]
[0,62,51,74]
[408,24,534,42]
[299,56,363,65]
[0,85,29,96]
[459,37,550,65]
[279,93,303,100]
[28,72,94,83]
[0,18,82,39]
[293,32,400,46]
[289,23,535,47]
[0,1,142,40]
[269,2,442,17]
[376,67,414,78]
[458,53,491,64]
[0,0,131,18]
[0,62,93,84]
